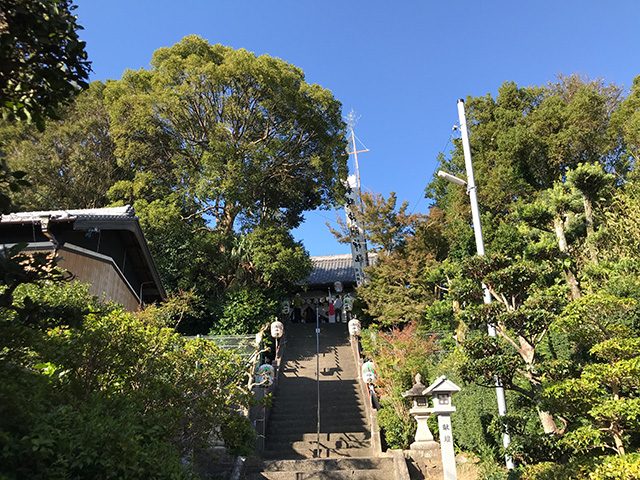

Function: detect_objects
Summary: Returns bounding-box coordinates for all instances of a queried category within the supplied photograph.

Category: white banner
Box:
[345,176,369,286]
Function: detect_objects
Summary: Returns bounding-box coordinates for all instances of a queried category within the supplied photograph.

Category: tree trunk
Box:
[583,197,599,263]
[553,215,569,253]
[517,337,562,434]
[537,408,561,434]
[564,268,582,300]
[612,427,626,455]
[610,384,626,454]
[553,215,581,300]
[218,204,240,252]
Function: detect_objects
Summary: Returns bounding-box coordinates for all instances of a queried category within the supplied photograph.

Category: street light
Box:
[437,170,467,187]
[436,99,514,470]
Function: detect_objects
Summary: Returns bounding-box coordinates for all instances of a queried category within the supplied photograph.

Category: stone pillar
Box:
[425,376,461,480]
[437,412,456,480]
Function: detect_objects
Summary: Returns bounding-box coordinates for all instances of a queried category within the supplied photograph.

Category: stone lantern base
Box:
[409,409,439,451]
[410,440,440,451]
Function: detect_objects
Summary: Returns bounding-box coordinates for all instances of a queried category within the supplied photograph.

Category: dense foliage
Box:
[357,75,640,478]
[1,35,347,334]
[0,248,256,479]
[0,0,90,128]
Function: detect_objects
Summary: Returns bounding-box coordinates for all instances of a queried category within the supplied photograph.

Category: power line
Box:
[409,133,454,215]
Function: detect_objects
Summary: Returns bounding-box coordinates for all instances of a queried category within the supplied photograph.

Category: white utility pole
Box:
[457,98,514,470]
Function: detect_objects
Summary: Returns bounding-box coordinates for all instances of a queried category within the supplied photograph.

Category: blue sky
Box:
[75,1,640,256]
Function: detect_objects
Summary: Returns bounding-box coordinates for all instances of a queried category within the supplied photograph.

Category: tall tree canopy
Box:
[1,82,122,209]
[105,35,348,234]
[2,36,347,334]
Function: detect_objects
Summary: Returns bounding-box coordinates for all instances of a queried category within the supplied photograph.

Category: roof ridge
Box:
[1,205,135,222]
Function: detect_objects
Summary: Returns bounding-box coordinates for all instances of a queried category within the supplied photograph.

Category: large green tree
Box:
[1,36,342,334]
[105,35,348,234]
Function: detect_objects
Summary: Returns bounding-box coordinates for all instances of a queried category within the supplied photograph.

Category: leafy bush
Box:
[589,454,640,480]
[517,454,640,480]
[361,322,439,449]
[377,397,416,450]
[211,287,278,335]
[0,253,256,479]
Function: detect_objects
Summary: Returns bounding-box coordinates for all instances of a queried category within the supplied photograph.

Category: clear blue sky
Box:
[75,0,640,256]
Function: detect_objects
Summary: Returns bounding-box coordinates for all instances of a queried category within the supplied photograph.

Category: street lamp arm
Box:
[437,170,467,187]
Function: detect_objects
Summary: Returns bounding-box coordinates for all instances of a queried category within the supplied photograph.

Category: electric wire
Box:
[408,132,454,215]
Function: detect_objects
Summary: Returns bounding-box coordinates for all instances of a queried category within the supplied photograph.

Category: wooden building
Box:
[0,205,165,310]
[288,253,376,323]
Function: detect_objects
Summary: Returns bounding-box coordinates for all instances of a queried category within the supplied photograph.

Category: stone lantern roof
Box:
[424,375,461,396]
[402,373,427,399]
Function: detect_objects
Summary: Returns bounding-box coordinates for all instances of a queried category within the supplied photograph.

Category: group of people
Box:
[288,293,351,324]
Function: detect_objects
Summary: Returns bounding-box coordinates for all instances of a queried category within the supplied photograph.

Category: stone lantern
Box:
[424,375,461,480]
[402,373,438,451]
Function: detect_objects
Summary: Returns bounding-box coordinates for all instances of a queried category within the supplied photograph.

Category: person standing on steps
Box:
[292,293,303,323]
[304,303,314,323]
[328,298,336,323]
[333,295,343,323]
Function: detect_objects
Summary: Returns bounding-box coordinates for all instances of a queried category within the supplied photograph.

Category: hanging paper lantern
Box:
[270,320,284,339]
[256,363,275,387]
[334,281,343,293]
[361,360,376,384]
[348,318,362,336]
[343,294,354,312]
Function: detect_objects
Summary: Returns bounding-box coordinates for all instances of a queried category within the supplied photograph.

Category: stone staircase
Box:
[244,323,396,479]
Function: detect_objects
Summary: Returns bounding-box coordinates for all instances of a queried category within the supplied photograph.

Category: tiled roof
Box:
[0,204,165,299]
[1,205,135,223]
[306,254,356,285]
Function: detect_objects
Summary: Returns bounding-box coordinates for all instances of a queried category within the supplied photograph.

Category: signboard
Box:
[344,175,369,286]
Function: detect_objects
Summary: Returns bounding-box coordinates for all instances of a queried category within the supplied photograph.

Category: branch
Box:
[182,204,223,221]
[495,323,521,353]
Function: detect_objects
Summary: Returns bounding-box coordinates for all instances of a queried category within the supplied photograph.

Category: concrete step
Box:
[269,412,366,425]
[246,470,388,480]
[270,406,366,419]
[250,457,392,472]
[262,446,372,460]
[245,457,394,479]
[267,437,370,453]
[264,432,371,443]
[270,404,364,414]
[268,414,367,425]
[275,386,362,396]
[267,421,368,435]
[275,384,363,396]
[271,393,365,404]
